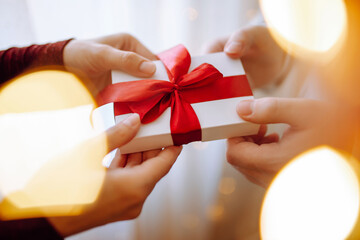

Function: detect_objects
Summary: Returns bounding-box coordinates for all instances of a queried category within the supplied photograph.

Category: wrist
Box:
[47,204,102,237]
[62,39,78,71]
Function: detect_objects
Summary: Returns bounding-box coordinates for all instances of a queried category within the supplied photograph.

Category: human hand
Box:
[48,114,182,236]
[226,98,357,188]
[204,26,288,88]
[63,33,157,96]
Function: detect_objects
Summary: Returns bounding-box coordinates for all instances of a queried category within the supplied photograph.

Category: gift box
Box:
[93,45,259,154]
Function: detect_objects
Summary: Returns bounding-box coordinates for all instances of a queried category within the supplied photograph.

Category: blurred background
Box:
[0,0,307,239]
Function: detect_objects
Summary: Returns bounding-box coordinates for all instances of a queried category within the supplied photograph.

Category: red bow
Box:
[97,45,252,146]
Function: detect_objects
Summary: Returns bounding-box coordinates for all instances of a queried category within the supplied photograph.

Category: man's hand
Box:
[227,98,356,187]
[48,114,182,236]
[204,26,288,88]
[63,33,157,96]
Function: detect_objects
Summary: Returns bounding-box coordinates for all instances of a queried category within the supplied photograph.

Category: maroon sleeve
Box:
[0,218,63,239]
[0,39,73,84]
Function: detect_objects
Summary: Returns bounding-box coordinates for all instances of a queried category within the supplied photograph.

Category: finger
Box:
[228,136,246,144]
[236,98,323,128]
[106,113,140,152]
[130,38,157,61]
[236,166,265,187]
[118,154,128,168]
[202,36,228,53]
[125,152,143,168]
[226,138,281,169]
[260,133,280,144]
[118,33,157,60]
[224,28,254,58]
[244,136,255,143]
[137,146,182,184]
[257,124,267,138]
[109,149,125,168]
[248,124,267,143]
[96,33,157,61]
[143,149,162,161]
[97,45,156,77]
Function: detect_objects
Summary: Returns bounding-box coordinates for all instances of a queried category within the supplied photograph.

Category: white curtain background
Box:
[0,1,297,239]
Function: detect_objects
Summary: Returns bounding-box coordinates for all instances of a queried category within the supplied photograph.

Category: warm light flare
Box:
[260,147,360,240]
[260,0,347,60]
[0,70,108,220]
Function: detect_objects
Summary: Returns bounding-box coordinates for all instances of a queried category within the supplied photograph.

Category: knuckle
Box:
[93,45,112,66]
[256,98,279,119]
[120,51,139,66]
[119,33,132,39]
[95,45,111,58]
[165,146,180,157]
[238,29,248,40]
[119,33,139,49]
[232,28,247,43]
[113,124,130,139]
[226,149,237,165]
[124,33,137,42]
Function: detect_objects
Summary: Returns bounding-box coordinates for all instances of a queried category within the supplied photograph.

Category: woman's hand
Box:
[204,26,288,88]
[48,114,182,236]
[226,98,357,188]
[63,33,157,96]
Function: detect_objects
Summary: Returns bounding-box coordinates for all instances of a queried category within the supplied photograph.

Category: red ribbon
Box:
[97,45,253,146]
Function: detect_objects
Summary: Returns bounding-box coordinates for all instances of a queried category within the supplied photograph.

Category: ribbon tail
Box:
[170,91,201,145]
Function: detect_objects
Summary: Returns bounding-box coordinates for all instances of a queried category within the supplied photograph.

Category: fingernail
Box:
[224,42,242,54]
[237,100,254,116]
[139,61,156,74]
[123,113,140,127]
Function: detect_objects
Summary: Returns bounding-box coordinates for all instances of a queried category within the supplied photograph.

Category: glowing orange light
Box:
[260,0,347,60]
[218,177,236,195]
[0,70,107,220]
[260,146,359,240]
[207,204,224,222]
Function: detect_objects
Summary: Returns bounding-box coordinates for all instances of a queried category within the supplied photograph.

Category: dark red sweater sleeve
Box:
[0,39,73,84]
[0,218,63,239]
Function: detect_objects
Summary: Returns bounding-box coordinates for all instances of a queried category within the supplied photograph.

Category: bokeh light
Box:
[207,204,224,222]
[186,7,199,21]
[316,1,360,106]
[260,0,347,60]
[0,69,107,220]
[260,146,359,240]
[218,177,236,195]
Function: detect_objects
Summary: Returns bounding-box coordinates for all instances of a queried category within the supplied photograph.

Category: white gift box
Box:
[93,52,259,154]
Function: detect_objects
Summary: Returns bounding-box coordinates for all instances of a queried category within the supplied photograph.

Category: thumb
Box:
[236,98,323,128]
[137,146,182,184]
[224,28,253,58]
[106,113,141,152]
[99,46,156,78]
